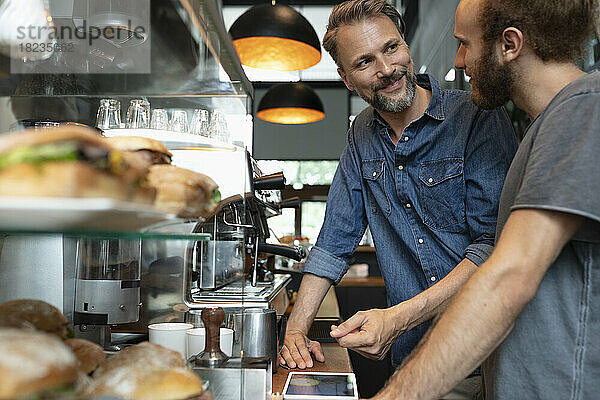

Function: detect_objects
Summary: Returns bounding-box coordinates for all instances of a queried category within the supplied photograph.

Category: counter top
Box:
[273,342,353,393]
[338,276,385,287]
[274,287,352,393]
[355,245,376,253]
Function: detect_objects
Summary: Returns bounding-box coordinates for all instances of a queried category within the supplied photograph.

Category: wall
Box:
[225,1,463,160]
[252,86,349,160]
[409,0,461,88]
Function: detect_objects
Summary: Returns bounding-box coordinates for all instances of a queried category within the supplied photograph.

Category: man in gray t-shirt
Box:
[368,1,600,399]
[483,71,600,399]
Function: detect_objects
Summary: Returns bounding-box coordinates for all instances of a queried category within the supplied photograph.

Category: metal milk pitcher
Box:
[228,308,286,372]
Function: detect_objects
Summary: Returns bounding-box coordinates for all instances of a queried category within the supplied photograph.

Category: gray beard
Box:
[360,71,417,113]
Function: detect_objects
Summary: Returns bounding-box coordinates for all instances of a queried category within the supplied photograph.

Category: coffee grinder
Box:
[73,237,142,349]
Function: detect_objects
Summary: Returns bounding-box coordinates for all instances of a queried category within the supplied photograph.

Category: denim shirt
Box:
[303,74,518,366]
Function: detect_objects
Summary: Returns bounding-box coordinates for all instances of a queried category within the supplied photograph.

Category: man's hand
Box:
[369,209,584,400]
[330,308,408,360]
[278,328,325,369]
[331,258,479,362]
[280,273,332,369]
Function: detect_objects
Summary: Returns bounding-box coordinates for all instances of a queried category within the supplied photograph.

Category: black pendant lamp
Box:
[257,83,325,124]
[229,3,322,71]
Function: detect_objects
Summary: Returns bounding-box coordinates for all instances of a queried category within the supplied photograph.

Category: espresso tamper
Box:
[189,307,228,367]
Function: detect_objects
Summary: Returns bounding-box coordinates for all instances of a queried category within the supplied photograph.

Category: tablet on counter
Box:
[282,372,358,399]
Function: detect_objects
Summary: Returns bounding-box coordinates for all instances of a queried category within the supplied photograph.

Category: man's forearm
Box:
[380,257,527,399]
[287,273,333,333]
[329,259,477,359]
[392,258,477,333]
[374,209,583,400]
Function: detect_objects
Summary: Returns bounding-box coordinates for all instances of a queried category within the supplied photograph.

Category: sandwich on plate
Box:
[145,164,220,219]
[0,127,154,203]
[105,136,173,165]
[106,135,220,217]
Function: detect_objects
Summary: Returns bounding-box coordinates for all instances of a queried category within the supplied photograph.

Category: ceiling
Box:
[222,1,465,89]
[222,0,417,42]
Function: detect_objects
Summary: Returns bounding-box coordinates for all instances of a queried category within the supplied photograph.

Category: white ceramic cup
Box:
[148,323,193,357]
[186,327,234,358]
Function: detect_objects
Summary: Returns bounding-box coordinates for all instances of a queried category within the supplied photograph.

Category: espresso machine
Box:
[184,157,305,313]
[186,190,305,315]
[179,165,305,400]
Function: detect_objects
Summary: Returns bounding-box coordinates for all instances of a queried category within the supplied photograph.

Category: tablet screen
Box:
[284,373,356,398]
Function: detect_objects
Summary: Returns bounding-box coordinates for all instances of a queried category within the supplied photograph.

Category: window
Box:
[268,207,296,240]
[259,160,337,188]
[301,201,327,242]
[260,160,337,243]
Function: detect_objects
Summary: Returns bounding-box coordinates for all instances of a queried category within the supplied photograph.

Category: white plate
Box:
[0,197,175,232]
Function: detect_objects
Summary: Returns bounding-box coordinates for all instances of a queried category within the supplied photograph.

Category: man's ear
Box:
[338,67,354,91]
[500,27,523,63]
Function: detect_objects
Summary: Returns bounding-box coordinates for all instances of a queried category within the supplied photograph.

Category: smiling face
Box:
[454,0,513,109]
[336,15,417,113]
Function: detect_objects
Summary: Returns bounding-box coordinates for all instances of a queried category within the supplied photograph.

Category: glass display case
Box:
[0,0,253,149]
[0,1,291,399]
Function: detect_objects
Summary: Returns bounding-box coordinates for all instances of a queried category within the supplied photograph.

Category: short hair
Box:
[479,0,597,62]
[323,0,406,68]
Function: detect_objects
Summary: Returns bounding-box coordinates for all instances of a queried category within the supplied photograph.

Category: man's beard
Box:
[357,68,417,113]
[469,42,514,109]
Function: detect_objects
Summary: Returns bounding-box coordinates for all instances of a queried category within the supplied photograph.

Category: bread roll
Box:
[90,367,206,400]
[64,338,106,374]
[0,299,68,339]
[88,342,205,400]
[93,341,184,378]
[0,328,78,399]
[146,165,218,218]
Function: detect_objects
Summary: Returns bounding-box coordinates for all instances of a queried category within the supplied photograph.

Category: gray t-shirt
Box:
[483,71,600,399]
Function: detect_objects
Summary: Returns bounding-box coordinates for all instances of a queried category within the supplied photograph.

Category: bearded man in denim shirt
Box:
[278,0,517,396]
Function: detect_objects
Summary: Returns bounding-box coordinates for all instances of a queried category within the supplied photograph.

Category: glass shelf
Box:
[0,205,212,239]
[0,95,250,145]
[101,128,245,151]
[0,230,212,241]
